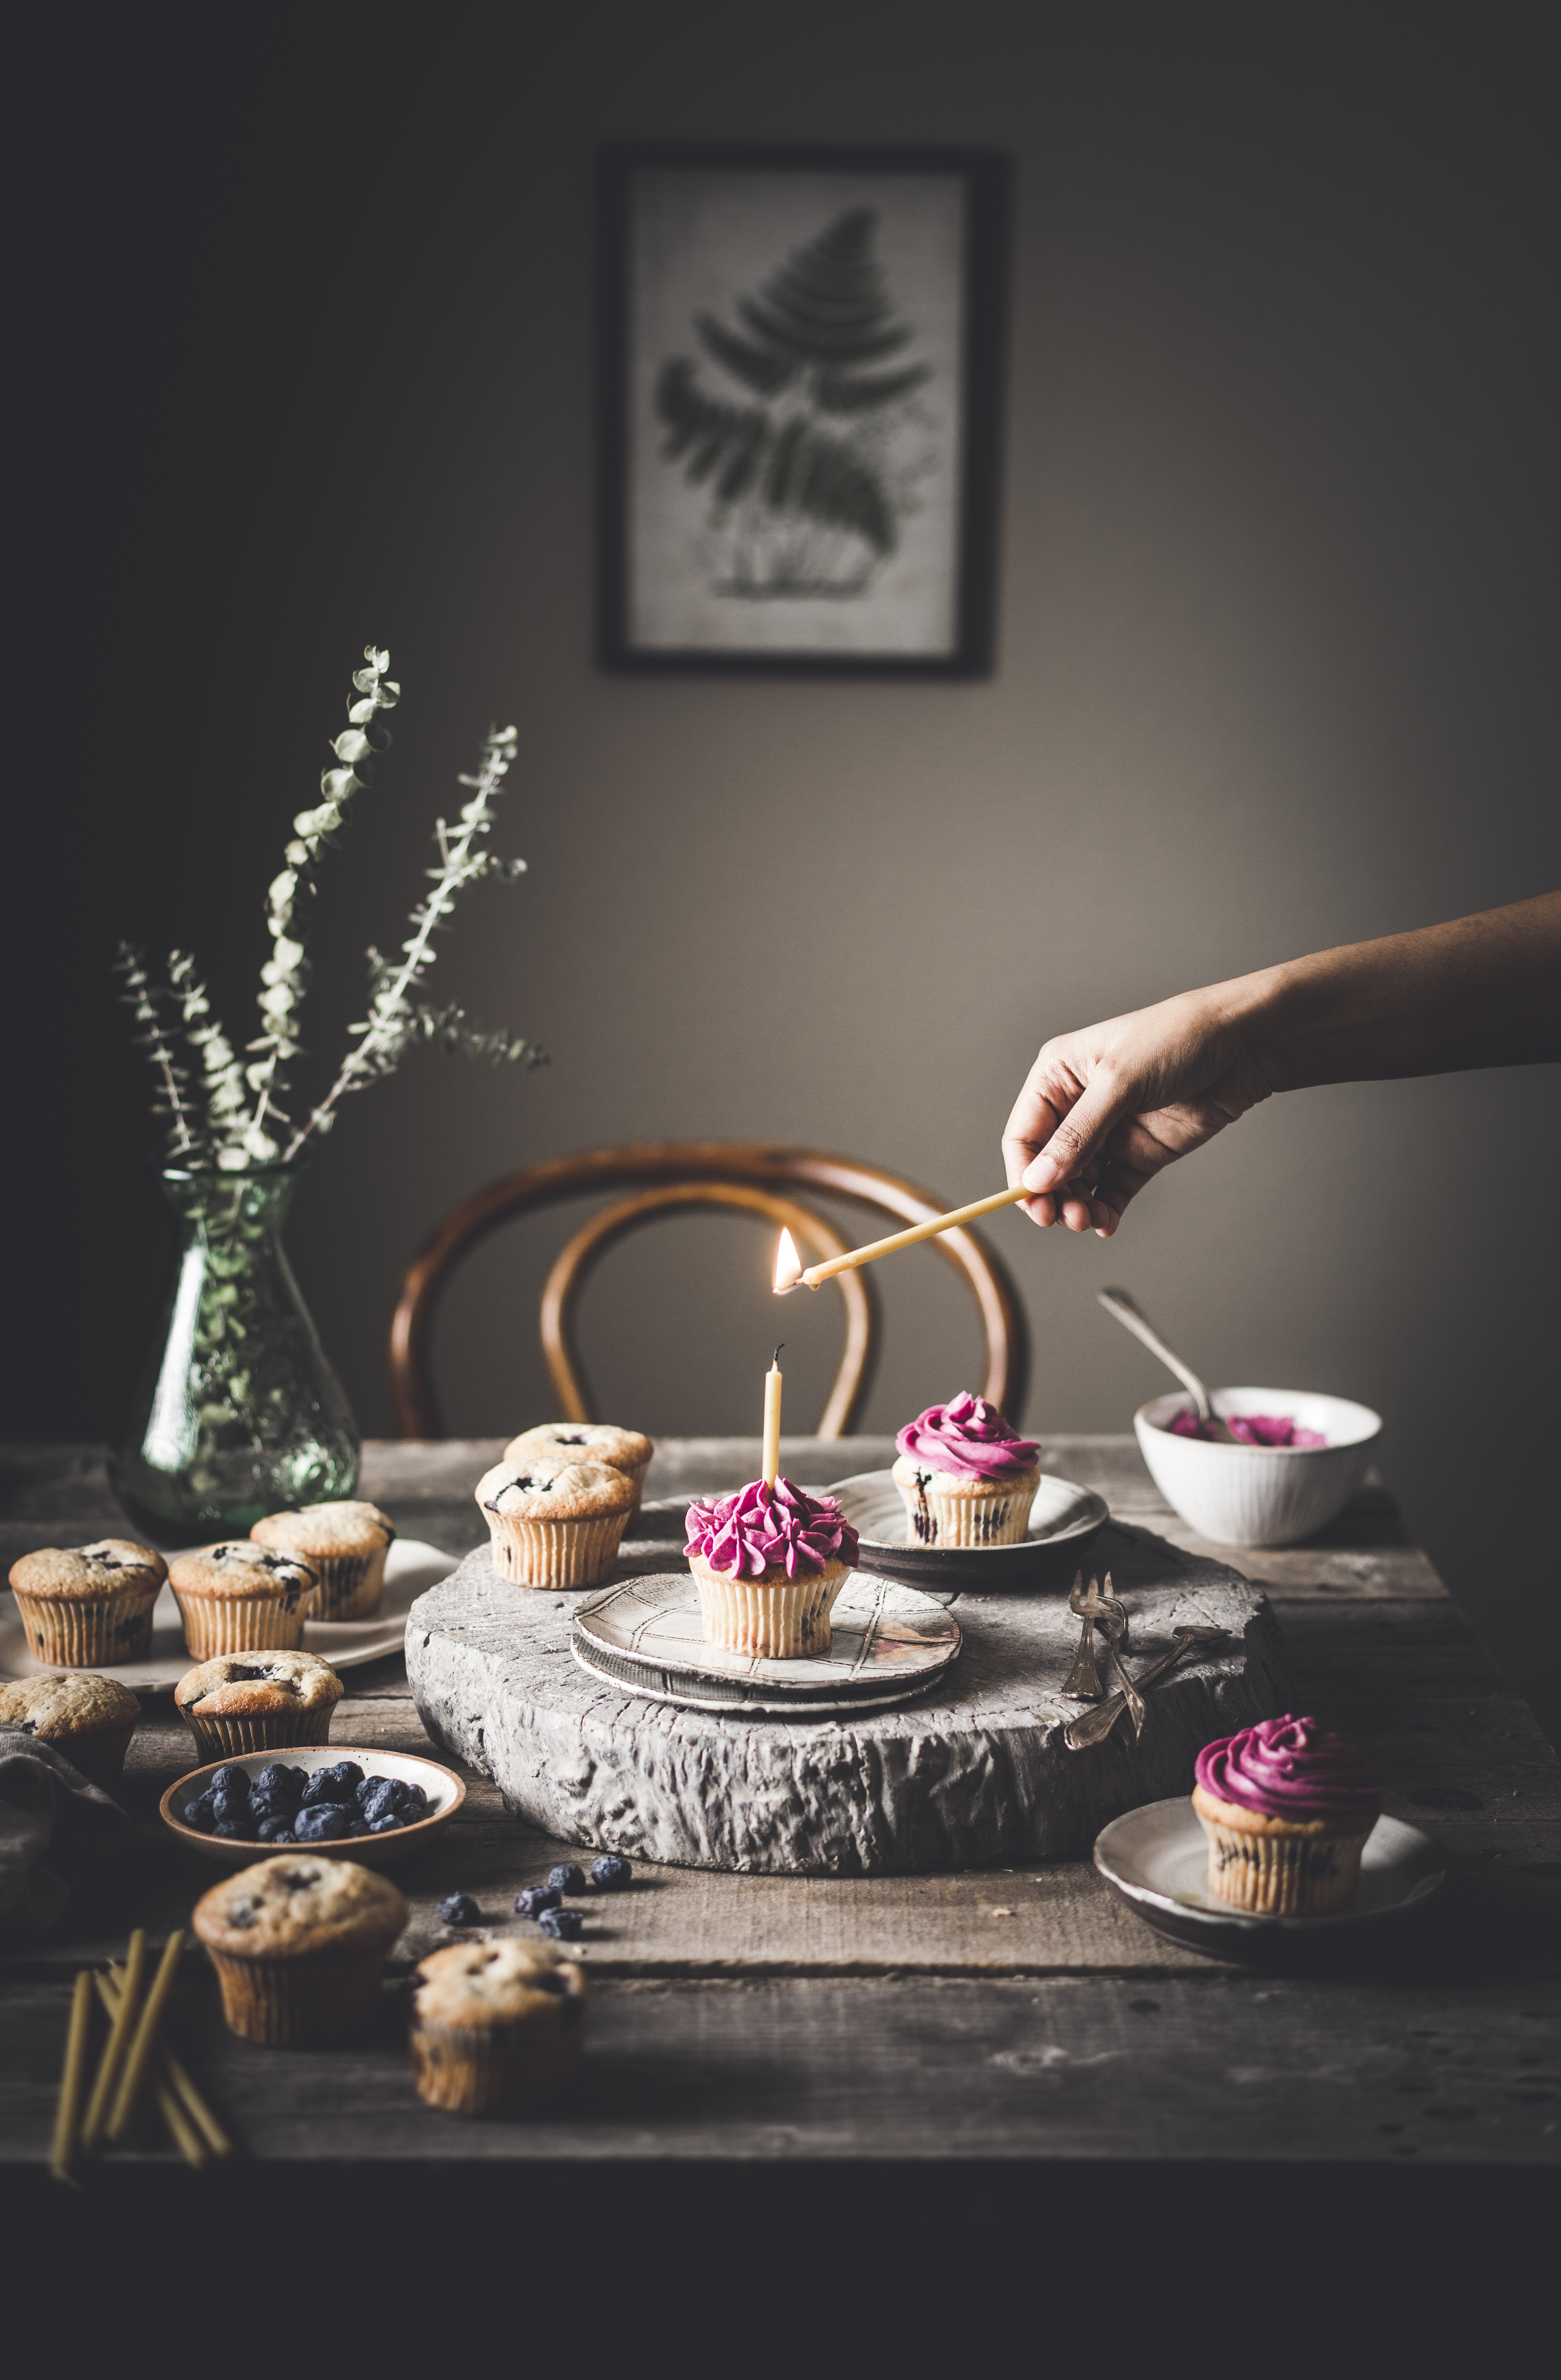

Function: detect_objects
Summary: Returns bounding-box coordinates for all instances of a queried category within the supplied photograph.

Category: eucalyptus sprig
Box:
[119,647,541,1173]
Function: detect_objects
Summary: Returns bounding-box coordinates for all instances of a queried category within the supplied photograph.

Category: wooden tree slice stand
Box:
[406,1522,1292,1876]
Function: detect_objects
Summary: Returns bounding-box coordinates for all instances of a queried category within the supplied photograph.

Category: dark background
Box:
[11,1,1561,1735]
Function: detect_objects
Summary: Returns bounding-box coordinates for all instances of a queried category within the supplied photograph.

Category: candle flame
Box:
[773,1228,803,1294]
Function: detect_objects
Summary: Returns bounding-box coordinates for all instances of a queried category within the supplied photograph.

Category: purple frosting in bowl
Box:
[1195,1714,1381,1820]
[1168,1409,1326,1449]
[683,1478,859,1582]
[895,1392,1040,1479]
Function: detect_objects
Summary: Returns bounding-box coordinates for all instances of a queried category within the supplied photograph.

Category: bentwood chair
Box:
[388,1139,1029,1439]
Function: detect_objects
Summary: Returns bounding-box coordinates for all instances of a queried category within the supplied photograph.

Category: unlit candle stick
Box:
[94,1968,207,2168]
[761,1346,784,1487]
[109,1928,186,2144]
[49,1969,94,2186]
[81,1927,145,2155]
[773,1187,1030,1292]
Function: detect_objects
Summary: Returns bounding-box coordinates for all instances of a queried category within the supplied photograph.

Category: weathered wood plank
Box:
[3,1969,1557,2167]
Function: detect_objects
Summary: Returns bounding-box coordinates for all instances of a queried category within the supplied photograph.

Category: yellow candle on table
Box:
[773,1186,1030,1293]
[761,1346,784,1487]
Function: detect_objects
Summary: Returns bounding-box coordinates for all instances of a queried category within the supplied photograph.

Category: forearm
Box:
[1235,893,1561,1091]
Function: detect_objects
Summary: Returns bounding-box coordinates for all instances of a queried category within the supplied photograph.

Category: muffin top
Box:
[192,1855,408,1961]
[169,1543,318,1600]
[503,1424,652,1478]
[0,1672,141,1738]
[476,1459,636,1523]
[414,1938,588,2030]
[251,1501,396,1559]
[175,1649,344,1717]
[9,1541,167,1600]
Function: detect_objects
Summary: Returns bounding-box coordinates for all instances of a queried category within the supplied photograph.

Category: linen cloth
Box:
[0,1725,129,1935]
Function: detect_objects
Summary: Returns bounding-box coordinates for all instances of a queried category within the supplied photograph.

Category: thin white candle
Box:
[761,1346,784,1487]
[773,1186,1030,1293]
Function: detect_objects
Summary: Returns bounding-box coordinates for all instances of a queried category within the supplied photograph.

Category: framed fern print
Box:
[598,144,1009,676]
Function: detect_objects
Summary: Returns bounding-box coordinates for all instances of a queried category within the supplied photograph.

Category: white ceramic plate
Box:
[571,1567,961,1714]
[0,1538,457,1694]
[1094,1796,1447,1960]
[829,1468,1108,1590]
[159,1742,465,1868]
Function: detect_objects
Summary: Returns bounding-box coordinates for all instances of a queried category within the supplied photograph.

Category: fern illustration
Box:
[655,207,933,598]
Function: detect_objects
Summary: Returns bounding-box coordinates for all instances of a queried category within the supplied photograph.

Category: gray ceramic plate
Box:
[571,1567,961,1715]
[828,1469,1109,1590]
[1094,1796,1447,1962]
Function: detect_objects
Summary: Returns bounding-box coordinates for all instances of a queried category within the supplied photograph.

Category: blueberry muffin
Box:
[191,1854,408,2045]
[250,1501,396,1621]
[0,1672,141,1790]
[411,1938,588,2115]
[168,1543,318,1661]
[8,1540,167,1667]
[1193,1715,1383,1916]
[502,1424,654,1515]
[684,1478,859,1658]
[475,1458,635,1589]
[891,1393,1042,1548]
[174,1649,346,1759]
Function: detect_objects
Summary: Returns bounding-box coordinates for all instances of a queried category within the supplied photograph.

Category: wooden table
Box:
[3,1436,1559,2200]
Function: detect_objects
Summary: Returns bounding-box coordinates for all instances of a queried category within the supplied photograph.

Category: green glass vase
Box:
[110,1164,360,1540]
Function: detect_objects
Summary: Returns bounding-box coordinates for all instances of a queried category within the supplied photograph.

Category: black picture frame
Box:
[597,142,1010,678]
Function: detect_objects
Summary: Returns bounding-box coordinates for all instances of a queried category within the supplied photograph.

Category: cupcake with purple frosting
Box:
[684,1479,859,1660]
[891,1392,1042,1548]
[1193,1714,1382,1915]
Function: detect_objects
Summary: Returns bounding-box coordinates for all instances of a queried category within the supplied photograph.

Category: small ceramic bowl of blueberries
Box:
[159,1743,465,1869]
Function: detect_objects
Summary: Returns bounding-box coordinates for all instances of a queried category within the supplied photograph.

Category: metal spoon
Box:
[1097,1288,1240,1444]
[1063,1625,1232,1751]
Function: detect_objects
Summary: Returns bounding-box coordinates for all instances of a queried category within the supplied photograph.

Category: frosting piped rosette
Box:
[683,1479,858,1660]
[1192,1714,1383,1917]
[890,1391,1042,1549]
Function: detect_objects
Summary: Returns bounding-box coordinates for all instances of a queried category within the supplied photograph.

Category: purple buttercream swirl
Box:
[1168,1409,1326,1448]
[684,1478,859,1582]
[1195,1715,1381,1819]
[895,1391,1040,1479]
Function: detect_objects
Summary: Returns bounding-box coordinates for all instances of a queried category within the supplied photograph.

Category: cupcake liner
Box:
[12,1585,160,1668]
[305,1547,388,1622]
[1196,1809,1373,1915]
[410,2011,585,2116]
[485,1508,631,1590]
[206,1945,392,2046]
[49,1723,137,1792]
[171,1587,315,1662]
[624,1455,652,1517]
[690,1555,850,1659]
[182,1705,337,1761]
[893,1466,1039,1549]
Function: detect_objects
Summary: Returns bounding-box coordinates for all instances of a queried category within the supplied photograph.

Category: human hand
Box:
[1000,984,1276,1234]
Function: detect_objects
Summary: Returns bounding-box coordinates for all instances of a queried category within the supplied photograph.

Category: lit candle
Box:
[773,1187,1030,1293]
[761,1344,784,1487]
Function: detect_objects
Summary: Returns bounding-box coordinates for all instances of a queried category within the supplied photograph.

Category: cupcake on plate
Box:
[0,1672,141,1790]
[192,1853,408,2045]
[411,1938,588,2116]
[7,1540,167,1668]
[891,1392,1042,1548]
[174,1649,345,1760]
[475,1459,635,1589]
[503,1424,653,1515]
[1192,1714,1382,1916]
[168,1542,318,1661]
[684,1478,859,1659]
[250,1501,395,1621]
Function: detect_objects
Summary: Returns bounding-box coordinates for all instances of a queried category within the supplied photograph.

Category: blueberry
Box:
[182,1792,217,1832]
[209,1765,251,1800]
[256,1763,303,1804]
[212,1821,249,1839]
[319,1761,364,1795]
[590,1855,632,1891]
[368,1815,404,1834]
[359,1779,401,1826]
[299,1772,338,1808]
[538,1906,583,1940]
[437,1893,480,1926]
[548,1863,586,1894]
[257,1816,295,1841]
[515,1885,562,1918]
[211,1789,251,1825]
[294,1802,352,1841]
[347,1819,372,1836]
[394,1779,427,1809]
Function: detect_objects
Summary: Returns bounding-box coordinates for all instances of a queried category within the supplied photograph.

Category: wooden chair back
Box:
[388,1139,1029,1439]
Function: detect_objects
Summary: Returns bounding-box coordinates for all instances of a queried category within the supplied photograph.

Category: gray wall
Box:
[59,3,1561,1732]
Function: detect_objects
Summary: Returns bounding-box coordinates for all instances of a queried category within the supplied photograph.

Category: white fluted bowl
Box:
[1134,1387,1382,1547]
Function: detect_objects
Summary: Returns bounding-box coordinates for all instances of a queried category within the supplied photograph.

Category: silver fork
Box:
[1061,1571,1108,1700]
[1064,1625,1232,1751]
